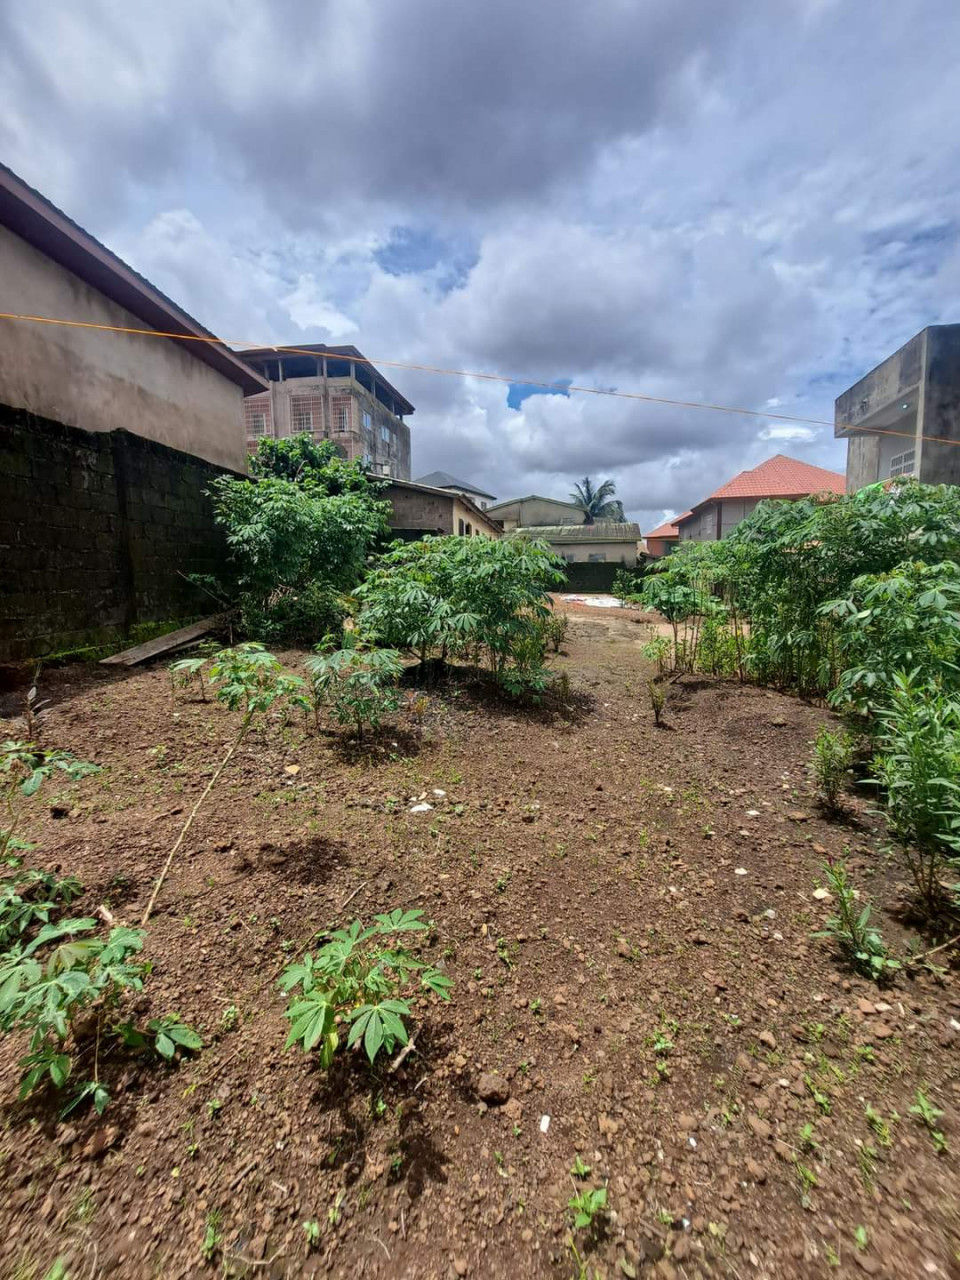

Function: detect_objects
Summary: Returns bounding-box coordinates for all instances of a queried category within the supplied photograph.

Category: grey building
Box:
[239,344,413,479]
[835,324,960,490]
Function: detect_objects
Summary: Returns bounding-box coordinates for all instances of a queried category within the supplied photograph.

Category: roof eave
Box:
[0,164,267,396]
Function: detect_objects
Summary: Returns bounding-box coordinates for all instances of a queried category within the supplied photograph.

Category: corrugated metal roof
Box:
[511,522,642,543]
[414,470,496,499]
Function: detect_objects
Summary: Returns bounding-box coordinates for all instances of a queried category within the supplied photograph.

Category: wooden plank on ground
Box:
[99,616,219,667]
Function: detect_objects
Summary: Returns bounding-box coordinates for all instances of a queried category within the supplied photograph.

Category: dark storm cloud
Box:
[1,0,959,521]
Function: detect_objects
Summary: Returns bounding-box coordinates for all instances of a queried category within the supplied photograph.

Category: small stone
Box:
[747,1114,772,1141]
[854,1253,880,1275]
[787,810,810,822]
[453,1258,469,1277]
[503,1097,522,1122]
[872,1022,895,1039]
[757,1030,778,1052]
[857,998,876,1015]
[57,1126,79,1147]
[677,1114,698,1132]
[477,1074,510,1106]
[744,1158,767,1184]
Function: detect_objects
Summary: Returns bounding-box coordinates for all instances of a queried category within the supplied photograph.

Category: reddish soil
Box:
[1,608,958,1279]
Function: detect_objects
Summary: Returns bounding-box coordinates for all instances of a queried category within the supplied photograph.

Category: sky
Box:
[2,0,959,529]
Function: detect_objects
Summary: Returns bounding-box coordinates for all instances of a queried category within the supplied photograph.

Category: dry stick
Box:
[140,723,249,927]
[913,932,960,962]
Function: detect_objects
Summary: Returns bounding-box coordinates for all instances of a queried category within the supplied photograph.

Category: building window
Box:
[563,554,575,563]
[244,398,272,438]
[889,449,916,478]
[465,522,472,535]
[588,553,607,563]
[362,410,372,429]
[458,519,465,535]
[290,394,321,434]
[330,395,352,432]
[481,501,487,509]
[380,425,391,444]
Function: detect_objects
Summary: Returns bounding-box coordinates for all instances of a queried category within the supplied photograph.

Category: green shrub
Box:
[811,726,855,811]
[869,672,960,912]
[305,634,403,738]
[546,611,569,653]
[356,536,565,681]
[208,462,388,643]
[612,566,645,605]
[280,909,451,1068]
[823,560,960,718]
[1,742,100,863]
[812,857,900,983]
[0,916,200,1114]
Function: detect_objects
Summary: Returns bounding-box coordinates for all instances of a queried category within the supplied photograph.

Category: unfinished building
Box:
[238,344,413,479]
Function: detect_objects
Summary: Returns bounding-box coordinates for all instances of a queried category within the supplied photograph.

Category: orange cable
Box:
[0,309,940,448]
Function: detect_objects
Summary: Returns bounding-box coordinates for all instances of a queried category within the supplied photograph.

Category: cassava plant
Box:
[304,633,403,739]
[0,863,82,949]
[169,655,208,702]
[1,742,100,862]
[0,916,200,1114]
[280,908,452,1068]
[869,671,960,914]
[812,856,900,983]
[142,644,309,924]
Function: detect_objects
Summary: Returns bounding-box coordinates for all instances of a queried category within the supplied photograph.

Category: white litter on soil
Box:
[560,594,623,608]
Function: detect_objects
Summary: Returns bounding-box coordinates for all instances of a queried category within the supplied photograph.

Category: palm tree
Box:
[569,477,625,525]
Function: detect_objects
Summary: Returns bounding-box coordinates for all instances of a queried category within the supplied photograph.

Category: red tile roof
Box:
[677,455,845,524]
[644,513,690,540]
[705,454,845,502]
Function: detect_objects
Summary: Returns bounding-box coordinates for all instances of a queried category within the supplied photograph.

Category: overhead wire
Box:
[0,309,943,448]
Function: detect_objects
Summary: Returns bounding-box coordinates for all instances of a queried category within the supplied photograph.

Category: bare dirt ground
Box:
[1,608,958,1279]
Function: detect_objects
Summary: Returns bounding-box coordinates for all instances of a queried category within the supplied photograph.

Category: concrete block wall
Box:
[0,403,237,664]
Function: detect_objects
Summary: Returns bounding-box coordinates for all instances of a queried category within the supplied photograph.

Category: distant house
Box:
[414,470,496,510]
[677,455,845,543]
[485,494,584,530]
[239,344,414,479]
[381,478,501,540]
[643,514,689,558]
[835,324,960,490]
[511,522,642,565]
[0,161,265,471]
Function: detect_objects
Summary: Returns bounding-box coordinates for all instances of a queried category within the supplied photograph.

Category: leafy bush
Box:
[208,455,389,642]
[546,611,569,653]
[0,916,200,1113]
[869,672,960,912]
[249,434,384,499]
[612,566,645,605]
[280,909,451,1068]
[812,857,900,983]
[811,726,854,811]
[356,536,565,689]
[641,634,671,676]
[823,561,960,718]
[0,863,82,948]
[1,742,100,862]
[305,634,403,738]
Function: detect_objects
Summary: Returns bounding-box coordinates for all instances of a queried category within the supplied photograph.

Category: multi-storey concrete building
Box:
[238,344,413,479]
[835,324,960,490]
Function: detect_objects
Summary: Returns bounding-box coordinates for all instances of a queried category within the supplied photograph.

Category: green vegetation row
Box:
[624,480,960,922]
